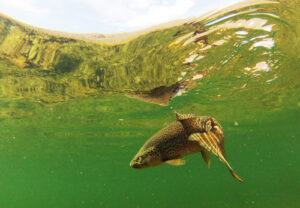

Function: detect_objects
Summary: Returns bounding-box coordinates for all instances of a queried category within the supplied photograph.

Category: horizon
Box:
[0,0,243,34]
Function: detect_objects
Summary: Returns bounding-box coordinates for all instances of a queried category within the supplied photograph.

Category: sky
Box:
[0,0,243,34]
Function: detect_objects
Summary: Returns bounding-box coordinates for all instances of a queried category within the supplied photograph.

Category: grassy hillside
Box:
[0,14,204,103]
[0,0,282,105]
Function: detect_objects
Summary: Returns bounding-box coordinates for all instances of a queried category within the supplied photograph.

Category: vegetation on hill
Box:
[0,13,204,103]
[0,0,288,106]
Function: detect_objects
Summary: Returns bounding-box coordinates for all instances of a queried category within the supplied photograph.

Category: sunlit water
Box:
[0,0,299,207]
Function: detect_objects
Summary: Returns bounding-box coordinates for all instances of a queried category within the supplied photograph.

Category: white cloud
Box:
[77,0,196,30]
[128,0,153,10]
[0,0,245,33]
[2,0,49,14]
[124,0,195,27]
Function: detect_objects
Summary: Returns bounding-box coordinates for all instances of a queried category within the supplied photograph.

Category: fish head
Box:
[130,146,162,169]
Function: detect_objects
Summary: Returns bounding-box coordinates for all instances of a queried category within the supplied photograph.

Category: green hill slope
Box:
[0,13,205,103]
[0,0,286,106]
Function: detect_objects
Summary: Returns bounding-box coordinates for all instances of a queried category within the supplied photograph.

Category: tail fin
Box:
[189,132,243,182]
[219,153,243,183]
[229,168,244,183]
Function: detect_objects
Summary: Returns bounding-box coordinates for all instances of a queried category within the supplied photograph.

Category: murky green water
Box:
[0,0,299,207]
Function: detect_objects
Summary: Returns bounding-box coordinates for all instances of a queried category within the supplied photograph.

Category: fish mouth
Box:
[130,160,141,169]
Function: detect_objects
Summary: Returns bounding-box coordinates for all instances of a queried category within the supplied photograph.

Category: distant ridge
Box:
[0,0,276,44]
[0,0,282,105]
[0,12,194,44]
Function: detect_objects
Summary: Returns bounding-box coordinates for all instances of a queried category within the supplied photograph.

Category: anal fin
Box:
[201,150,211,168]
[165,158,185,166]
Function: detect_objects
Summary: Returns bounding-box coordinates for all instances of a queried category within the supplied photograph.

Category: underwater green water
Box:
[0,96,299,208]
[0,0,299,207]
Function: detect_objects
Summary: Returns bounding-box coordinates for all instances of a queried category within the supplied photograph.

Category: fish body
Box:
[131,121,202,168]
[130,112,243,182]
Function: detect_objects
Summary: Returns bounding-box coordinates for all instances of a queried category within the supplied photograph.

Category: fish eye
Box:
[136,156,142,163]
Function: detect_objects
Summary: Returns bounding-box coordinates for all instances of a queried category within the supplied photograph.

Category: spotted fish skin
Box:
[130,112,243,182]
[130,121,203,169]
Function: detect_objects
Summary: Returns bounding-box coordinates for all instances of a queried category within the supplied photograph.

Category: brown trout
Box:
[130,112,243,182]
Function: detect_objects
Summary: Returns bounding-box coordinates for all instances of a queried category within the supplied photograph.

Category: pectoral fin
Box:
[201,150,211,168]
[165,158,185,166]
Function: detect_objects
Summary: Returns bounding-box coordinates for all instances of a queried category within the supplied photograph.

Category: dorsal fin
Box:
[170,107,196,121]
[176,112,196,121]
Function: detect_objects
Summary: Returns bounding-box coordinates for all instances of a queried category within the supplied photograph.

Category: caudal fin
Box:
[188,132,243,182]
[229,168,244,183]
[218,153,243,183]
